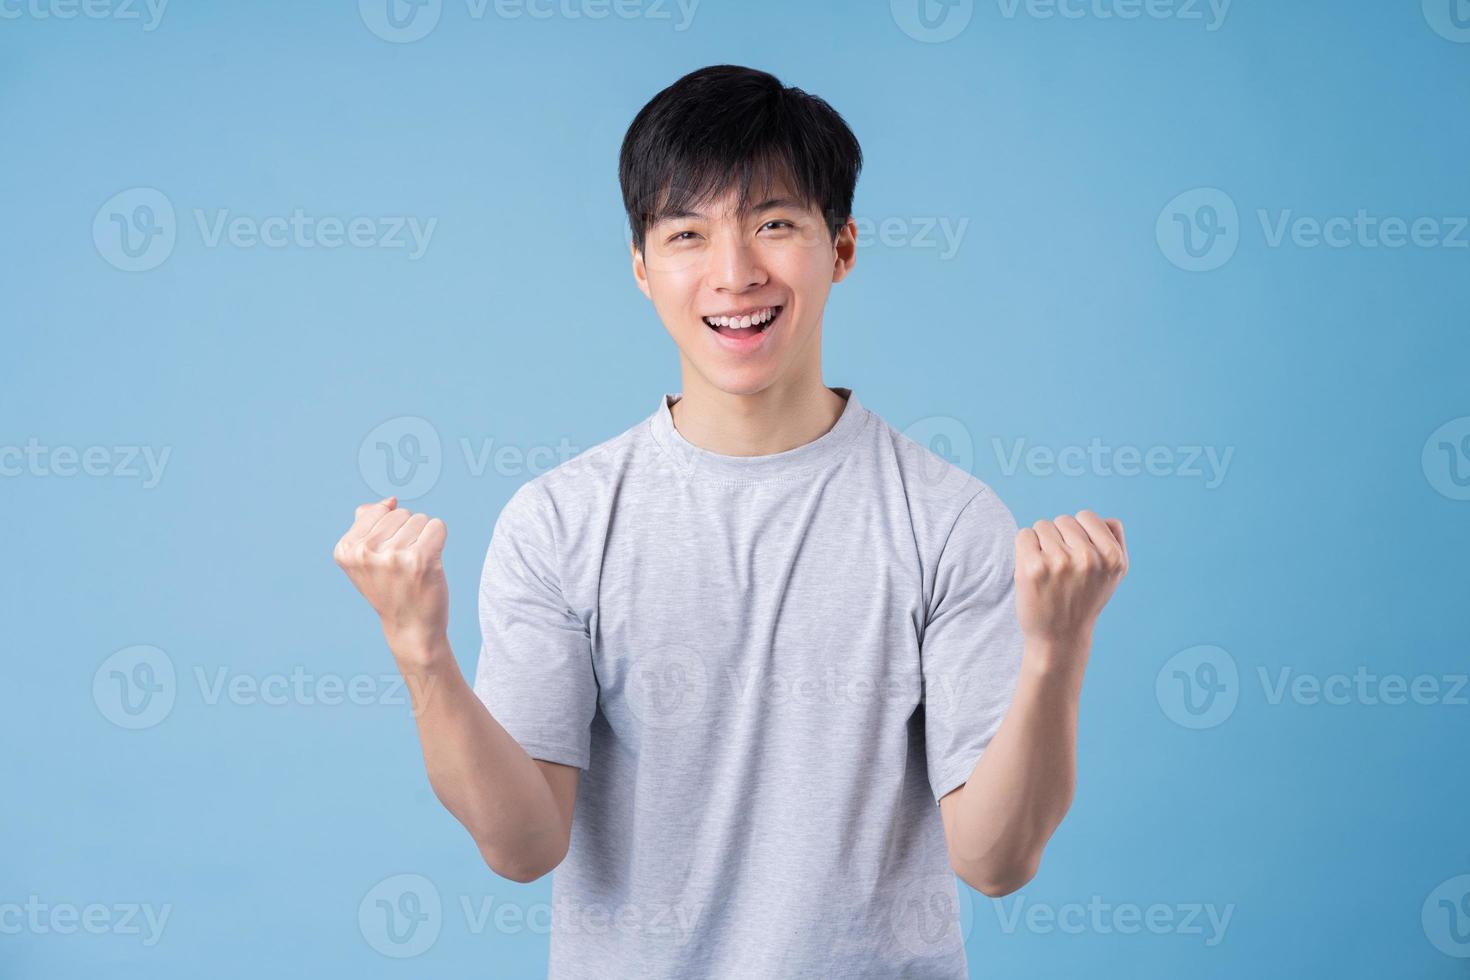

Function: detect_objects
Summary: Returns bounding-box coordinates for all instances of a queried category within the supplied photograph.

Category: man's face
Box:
[631,180,857,396]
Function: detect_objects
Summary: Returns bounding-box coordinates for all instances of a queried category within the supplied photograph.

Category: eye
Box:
[762,220,795,232]
[666,230,701,245]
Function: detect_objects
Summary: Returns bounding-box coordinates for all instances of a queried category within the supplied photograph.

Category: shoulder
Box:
[496,410,652,532]
[859,406,1021,580]
[866,408,1013,522]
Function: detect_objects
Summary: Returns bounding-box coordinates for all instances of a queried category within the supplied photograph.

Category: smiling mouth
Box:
[702,305,783,339]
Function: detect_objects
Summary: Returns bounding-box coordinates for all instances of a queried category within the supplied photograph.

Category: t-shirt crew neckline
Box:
[649,386,870,485]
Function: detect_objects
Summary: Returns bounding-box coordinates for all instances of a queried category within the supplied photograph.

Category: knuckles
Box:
[333,506,445,618]
[1018,558,1049,582]
[1014,509,1130,593]
[334,540,368,569]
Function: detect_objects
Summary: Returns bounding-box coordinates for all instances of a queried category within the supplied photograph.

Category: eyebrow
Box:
[655,197,802,223]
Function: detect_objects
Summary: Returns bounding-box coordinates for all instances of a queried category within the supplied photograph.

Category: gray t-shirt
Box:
[472,386,1024,978]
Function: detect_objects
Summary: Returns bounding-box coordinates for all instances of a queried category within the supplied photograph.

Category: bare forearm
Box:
[331,500,569,881]
[945,638,1086,894]
[394,634,568,882]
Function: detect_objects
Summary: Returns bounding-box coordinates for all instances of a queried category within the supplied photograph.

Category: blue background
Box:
[3,0,1468,976]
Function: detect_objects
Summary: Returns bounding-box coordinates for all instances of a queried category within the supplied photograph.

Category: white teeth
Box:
[704,307,778,329]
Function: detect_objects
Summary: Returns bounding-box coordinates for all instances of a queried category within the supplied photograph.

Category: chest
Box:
[582,484,926,742]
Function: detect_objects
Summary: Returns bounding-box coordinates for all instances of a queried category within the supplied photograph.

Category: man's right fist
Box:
[333,496,450,661]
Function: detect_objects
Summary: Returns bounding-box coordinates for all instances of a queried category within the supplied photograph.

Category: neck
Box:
[669,369,848,458]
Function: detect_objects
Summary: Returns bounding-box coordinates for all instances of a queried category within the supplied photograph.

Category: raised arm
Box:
[333,496,577,883]
[940,510,1128,896]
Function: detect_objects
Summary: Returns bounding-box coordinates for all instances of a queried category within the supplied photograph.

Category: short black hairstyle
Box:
[618,64,863,255]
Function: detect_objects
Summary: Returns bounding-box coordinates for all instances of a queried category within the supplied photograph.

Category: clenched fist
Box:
[1014,510,1128,668]
[333,495,450,665]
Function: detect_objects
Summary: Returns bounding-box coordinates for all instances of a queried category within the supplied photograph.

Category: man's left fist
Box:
[1014,510,1129,659]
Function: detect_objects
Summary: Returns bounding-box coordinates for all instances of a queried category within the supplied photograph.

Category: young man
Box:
[333,65,1128,978]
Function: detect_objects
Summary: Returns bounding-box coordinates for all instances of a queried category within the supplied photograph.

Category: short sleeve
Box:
[921,487,1025,804]
[471,481,598,770]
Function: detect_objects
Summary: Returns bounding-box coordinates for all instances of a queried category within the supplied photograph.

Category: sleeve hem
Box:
[513,739,590,772]
[930,746,986,805]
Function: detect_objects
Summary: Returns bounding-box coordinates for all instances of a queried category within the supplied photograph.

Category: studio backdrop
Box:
[2,1,1466,978]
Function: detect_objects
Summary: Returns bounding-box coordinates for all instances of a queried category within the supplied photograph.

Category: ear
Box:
[630,239,652,301]
[830,217,857,284]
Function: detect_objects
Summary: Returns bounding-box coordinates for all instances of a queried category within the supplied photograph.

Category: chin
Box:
[697,366,781,397]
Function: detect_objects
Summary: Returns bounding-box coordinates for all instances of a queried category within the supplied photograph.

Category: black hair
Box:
[618,64,863,255]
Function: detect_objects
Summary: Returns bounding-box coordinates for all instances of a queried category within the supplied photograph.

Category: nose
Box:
[706,228,766,293]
